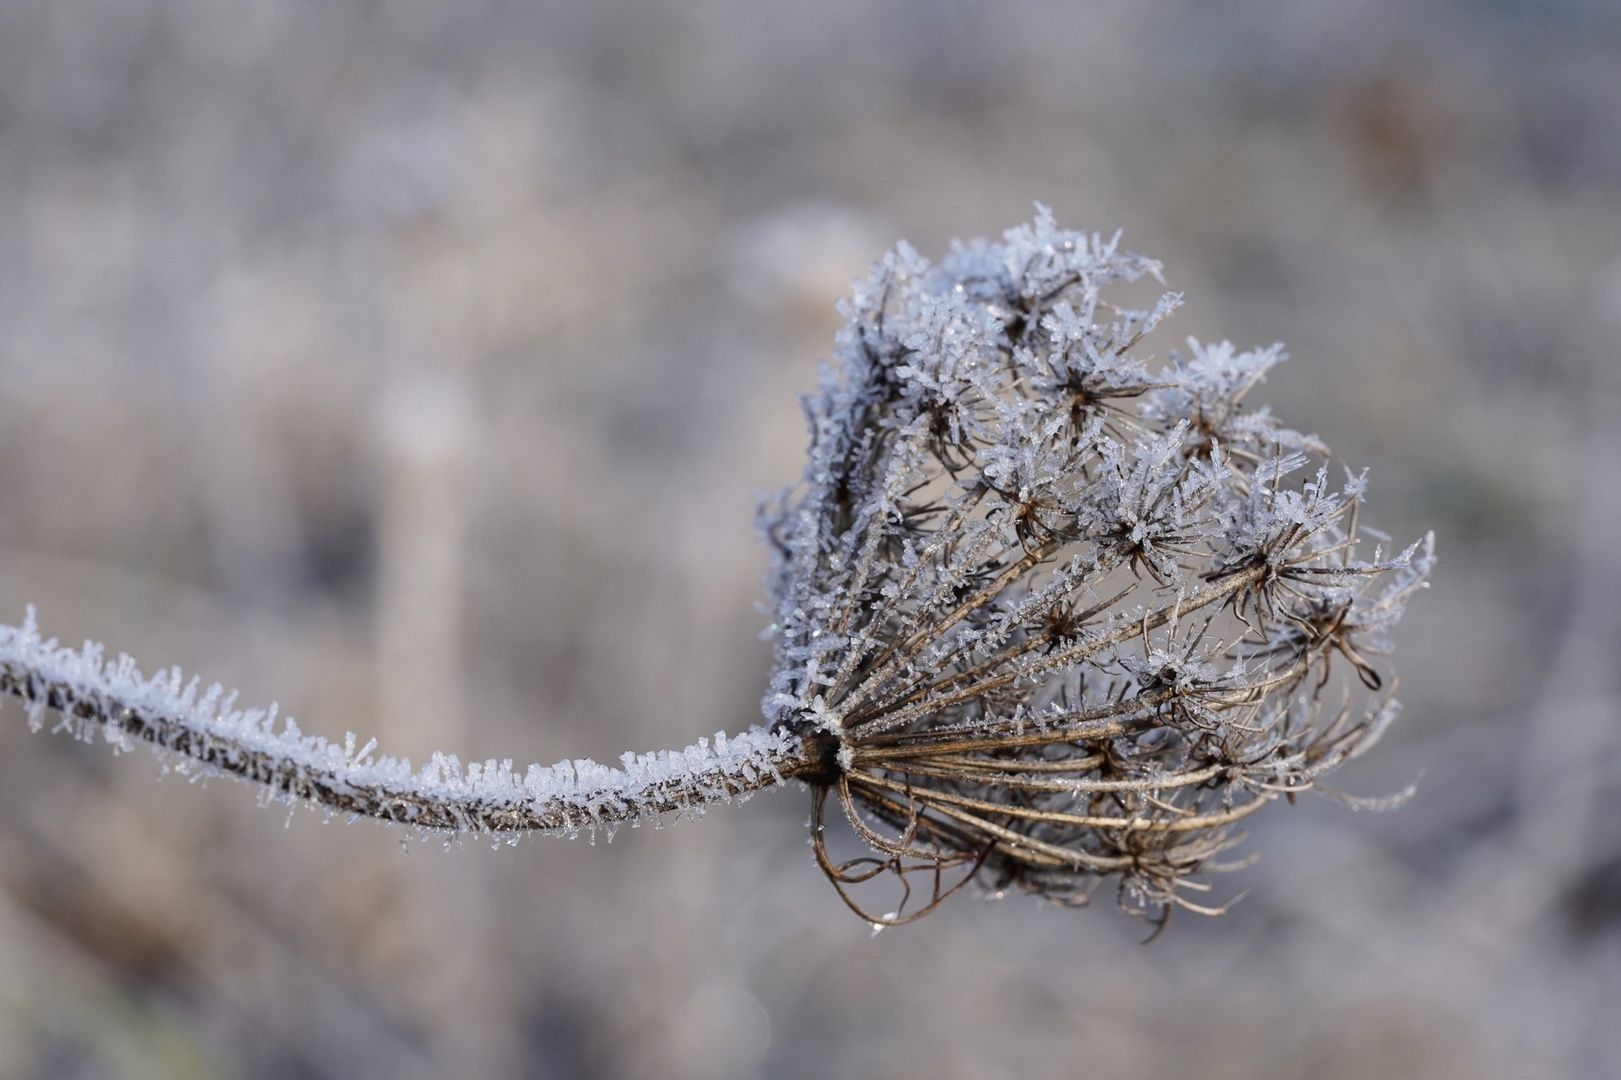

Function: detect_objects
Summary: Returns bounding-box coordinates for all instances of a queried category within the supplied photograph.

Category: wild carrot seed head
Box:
[760,207,1432,926]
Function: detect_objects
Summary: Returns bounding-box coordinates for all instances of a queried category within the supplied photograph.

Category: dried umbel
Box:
[0,209,1431,927]
[758,208,1431,924]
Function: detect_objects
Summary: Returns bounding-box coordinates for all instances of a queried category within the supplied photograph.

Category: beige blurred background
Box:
[0,1,1618,1076]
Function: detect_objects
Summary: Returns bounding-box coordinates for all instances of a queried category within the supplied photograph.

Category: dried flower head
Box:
[0,208,1431,929]
[757,207,1432,925]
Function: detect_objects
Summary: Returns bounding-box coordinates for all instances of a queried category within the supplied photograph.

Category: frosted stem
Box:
[0,612,813,835]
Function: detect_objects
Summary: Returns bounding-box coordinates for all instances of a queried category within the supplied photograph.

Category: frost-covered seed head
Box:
[759,206,1432,926]
[0,207,1432,931]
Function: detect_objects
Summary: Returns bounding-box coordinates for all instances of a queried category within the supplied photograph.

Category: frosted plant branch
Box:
[0,611,808,836]
[2,208,1432,926]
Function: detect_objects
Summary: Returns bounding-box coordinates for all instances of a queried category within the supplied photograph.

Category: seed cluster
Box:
[760,209,1432,925]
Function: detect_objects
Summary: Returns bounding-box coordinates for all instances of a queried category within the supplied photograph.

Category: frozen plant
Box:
[0,208,1432,927]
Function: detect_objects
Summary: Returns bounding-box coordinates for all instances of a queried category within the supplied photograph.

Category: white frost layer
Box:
[0,608,794,832]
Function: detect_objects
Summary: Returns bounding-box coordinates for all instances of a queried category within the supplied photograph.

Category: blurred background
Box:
[0,0,1618,1076]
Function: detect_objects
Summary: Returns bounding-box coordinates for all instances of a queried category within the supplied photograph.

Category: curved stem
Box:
[0,614,811,835]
